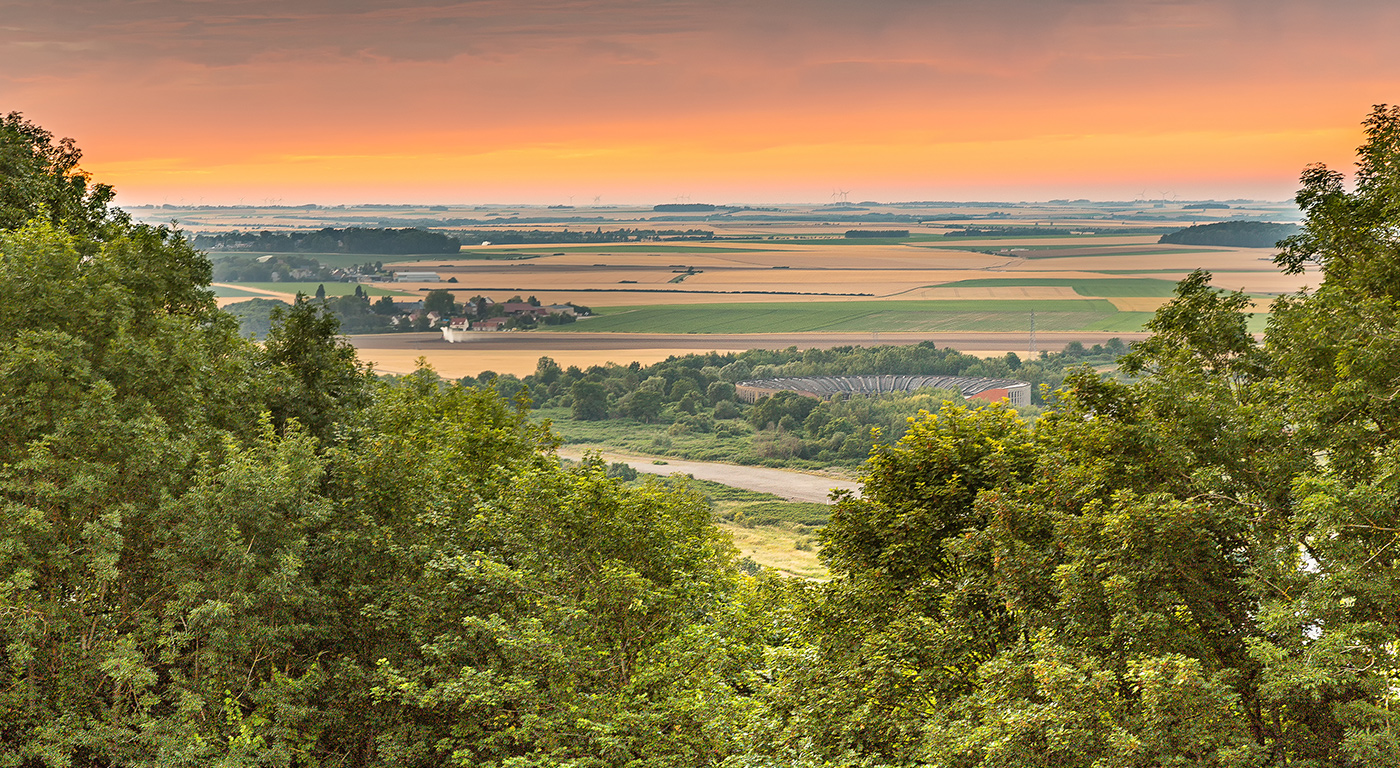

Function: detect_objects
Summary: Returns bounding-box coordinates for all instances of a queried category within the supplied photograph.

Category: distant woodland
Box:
[192,226,462,254]
[653,202,721,212]
[1159,220,1300,247]
[845,229,910,238]
[6,106,1400,766]
[461,227,715,244]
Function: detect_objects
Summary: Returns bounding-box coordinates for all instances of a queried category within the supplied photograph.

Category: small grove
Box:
[5,105,1400,768]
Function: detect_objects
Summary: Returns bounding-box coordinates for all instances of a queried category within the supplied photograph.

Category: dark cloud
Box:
[4,0,1396,81]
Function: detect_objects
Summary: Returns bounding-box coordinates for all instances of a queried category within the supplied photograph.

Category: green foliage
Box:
[223,297,284,338]
[748,390,820,431]
[422,288,456,317]
[606,460,639,480]
[0,111,120,243]
[262,295,373,442]
[213,252,335,282]
[571,379,610,420]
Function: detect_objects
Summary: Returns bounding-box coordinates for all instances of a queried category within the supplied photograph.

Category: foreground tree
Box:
[746,105,1400,767]
[0,111,122,241]
[0,115,754,766]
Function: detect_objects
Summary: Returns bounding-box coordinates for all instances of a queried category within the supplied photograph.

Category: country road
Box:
[555,448,861,504]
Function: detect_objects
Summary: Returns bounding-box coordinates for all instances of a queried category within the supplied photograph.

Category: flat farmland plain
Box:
[380,238,1312,321]
[175,200,1308,375]
[372,234,1308,375]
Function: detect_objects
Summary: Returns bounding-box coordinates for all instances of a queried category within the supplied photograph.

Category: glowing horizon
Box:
[4,0,1396,206]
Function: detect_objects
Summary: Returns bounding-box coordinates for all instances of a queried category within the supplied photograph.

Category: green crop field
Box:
[234,282,414,297]
[551,299,1152,333]
[939,277,1182,297]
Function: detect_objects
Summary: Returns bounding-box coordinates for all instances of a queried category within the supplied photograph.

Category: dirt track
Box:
[556,449,861,503]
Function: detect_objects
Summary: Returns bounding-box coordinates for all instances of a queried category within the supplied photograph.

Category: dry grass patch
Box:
[715,520,827,580]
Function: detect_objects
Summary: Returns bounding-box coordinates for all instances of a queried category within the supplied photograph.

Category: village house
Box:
[499,302,550,317]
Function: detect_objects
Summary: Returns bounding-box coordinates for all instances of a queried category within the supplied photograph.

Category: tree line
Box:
[193,226,462,254]
[5,105,1400,766]
[461,227,715,244]
[1159,220,1302,248]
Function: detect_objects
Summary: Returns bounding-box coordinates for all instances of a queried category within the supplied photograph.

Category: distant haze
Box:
[4,0,1397,205]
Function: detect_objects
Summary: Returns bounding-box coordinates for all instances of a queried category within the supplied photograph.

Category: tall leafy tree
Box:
[1,112,122,242]
[1248,103,1400,767]
[749,108,1400,768]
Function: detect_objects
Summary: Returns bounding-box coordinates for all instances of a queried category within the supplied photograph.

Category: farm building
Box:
[735,375,1031,406]
[500,302,550,317]
[393,271,440,282]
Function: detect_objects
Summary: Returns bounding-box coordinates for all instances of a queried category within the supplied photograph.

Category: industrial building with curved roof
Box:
[735,375,1031,406]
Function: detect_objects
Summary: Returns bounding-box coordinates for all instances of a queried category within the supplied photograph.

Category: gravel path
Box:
[556,449,862,504]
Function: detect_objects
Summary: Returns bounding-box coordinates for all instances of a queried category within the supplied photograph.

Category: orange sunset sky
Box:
[3,0,1398,205]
